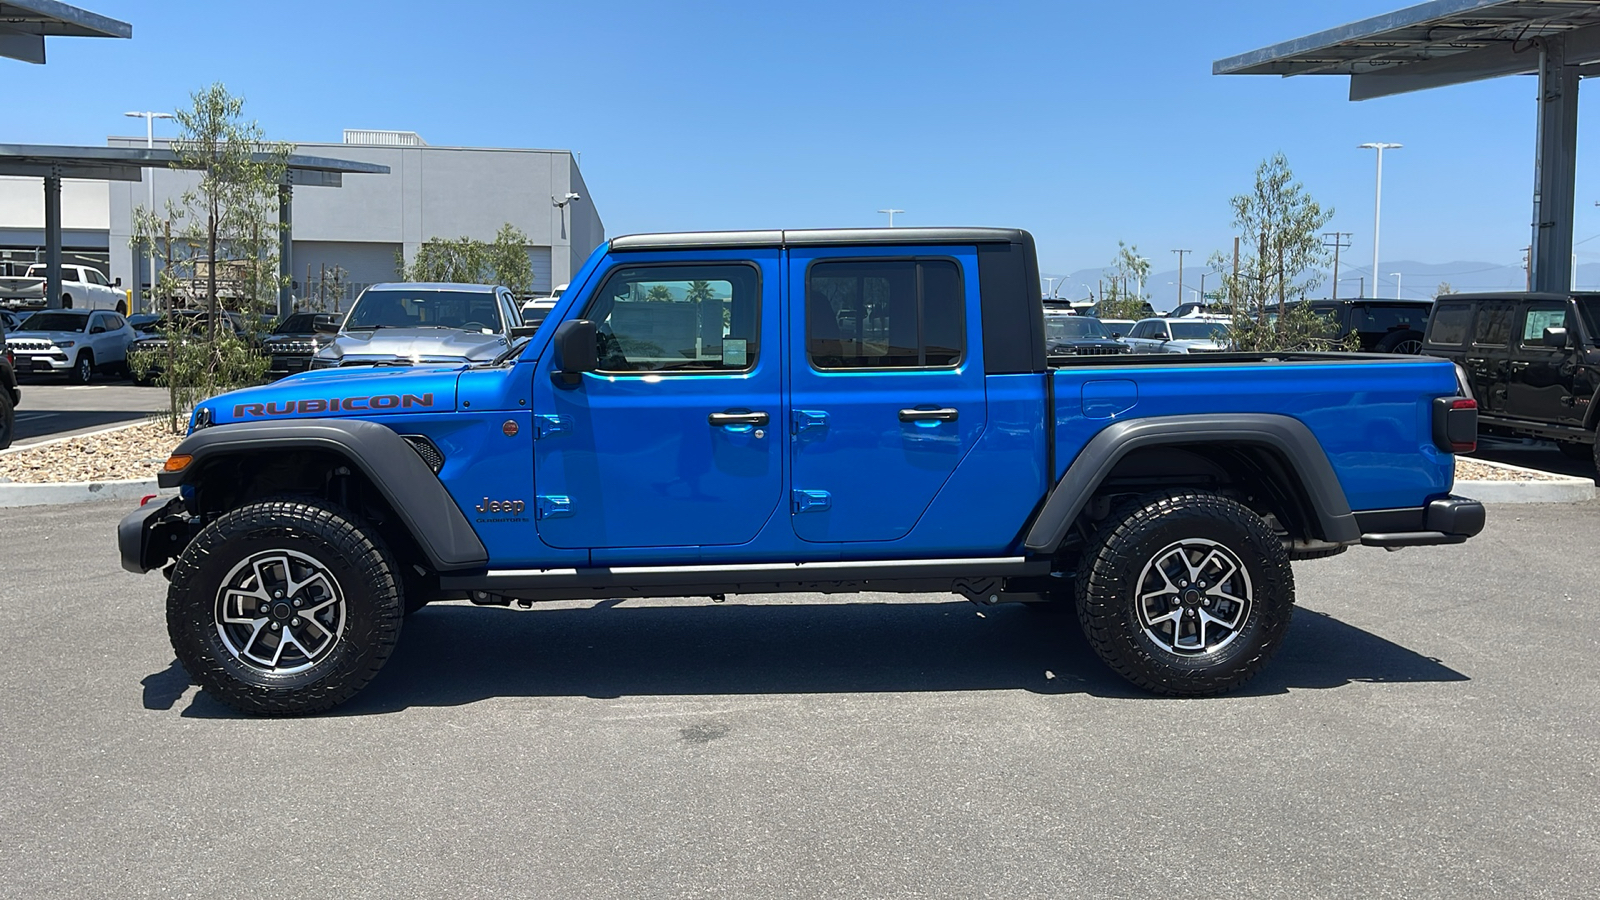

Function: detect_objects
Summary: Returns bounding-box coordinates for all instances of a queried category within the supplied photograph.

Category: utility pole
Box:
[1523,246,1533,291]
[1323,231,1352,299]
[124,110,173,313]
[877,208,904,227]
[1391,271,1403,299]
[1231,236,1241,306]
[1171,248,1190,308]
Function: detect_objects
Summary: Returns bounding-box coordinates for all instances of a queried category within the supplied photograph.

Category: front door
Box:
[787,247,987,544]
[1507,300,1579,427]
[532,252,783,549]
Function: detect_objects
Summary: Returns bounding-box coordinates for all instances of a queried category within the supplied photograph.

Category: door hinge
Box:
[533,414,572,439]
[535,495,574,520]
[791,489,832,514]
[792,409,829,434]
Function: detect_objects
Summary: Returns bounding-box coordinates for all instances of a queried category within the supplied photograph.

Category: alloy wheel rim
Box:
[1394,339,1423,354]
[214,549,346,675]
[1135,537,1253,656]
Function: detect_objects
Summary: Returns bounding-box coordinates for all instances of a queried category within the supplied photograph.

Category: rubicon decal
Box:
[233,393,435,418]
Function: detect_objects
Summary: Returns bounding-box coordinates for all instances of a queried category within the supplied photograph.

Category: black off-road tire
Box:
[0,389,13,450]
[69,351,93,384]
[1076,491,1294,696]
[115,299,128,315]
[166,498,404,715]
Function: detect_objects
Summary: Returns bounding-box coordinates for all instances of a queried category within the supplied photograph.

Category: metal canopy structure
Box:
[0,1,130,63]
[0,145,390,316]
[1216,0,1600,293]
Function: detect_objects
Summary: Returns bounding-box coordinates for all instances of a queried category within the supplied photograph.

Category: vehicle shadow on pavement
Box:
[159,599,1467,717]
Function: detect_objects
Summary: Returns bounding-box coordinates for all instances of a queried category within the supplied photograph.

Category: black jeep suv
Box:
[1420,292,1600,474]
[1305,297,1433,353]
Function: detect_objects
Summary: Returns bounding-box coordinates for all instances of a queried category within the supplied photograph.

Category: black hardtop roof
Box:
[1432,291,1600,302]
[610,227,1030,252]
[1305,296,1435,305]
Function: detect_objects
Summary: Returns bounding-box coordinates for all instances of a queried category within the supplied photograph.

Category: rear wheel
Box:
[60,293,72,309]
[166,498,404,715]
[1374,330,1424,354]
[115,299,128,315]
[1076,491,1294,695]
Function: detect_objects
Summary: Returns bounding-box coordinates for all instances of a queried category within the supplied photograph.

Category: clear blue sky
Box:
[12,0,1600,281]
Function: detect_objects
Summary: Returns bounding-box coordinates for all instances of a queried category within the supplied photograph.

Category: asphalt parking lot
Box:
[10,377,169,445]
[2,498,1596,898]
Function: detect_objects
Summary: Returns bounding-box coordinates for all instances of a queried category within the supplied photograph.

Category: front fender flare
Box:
[159,419,488,571]
[1023,413,1359,553]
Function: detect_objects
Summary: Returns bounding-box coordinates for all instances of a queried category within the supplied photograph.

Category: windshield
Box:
[1575,298,1600,338]
[19,312,87,332]
[1045,315,1108,340]
[522,306,553,327]
[346,289,504,332]
[275,313,318,334]
[1169,321,1229,341]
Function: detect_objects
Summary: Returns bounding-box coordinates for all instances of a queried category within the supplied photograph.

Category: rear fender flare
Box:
[1023,414,1359,553]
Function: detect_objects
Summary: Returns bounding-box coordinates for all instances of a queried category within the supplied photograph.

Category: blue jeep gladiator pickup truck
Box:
[118,228,1485,715]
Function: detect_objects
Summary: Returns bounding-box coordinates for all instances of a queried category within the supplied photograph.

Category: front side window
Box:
[583,263,760,373]
[347,289,505,333]
[1522,304,1568,346]
[807,259,963,369]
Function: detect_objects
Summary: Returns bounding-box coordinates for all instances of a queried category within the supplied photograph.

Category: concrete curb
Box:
[1454,478,1594,503]
[0,478,173,508]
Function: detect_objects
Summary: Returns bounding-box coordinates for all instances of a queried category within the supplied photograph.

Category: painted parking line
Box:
[62,386,108,391]
[14,412,57,421]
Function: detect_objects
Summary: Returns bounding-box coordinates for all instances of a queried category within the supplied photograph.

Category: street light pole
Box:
[877,208,904,227]
[125,110,172,314]
[1359,142,1402,299]
[1391,271,1403,299]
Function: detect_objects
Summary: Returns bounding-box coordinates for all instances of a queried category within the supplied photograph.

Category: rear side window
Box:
[1427,303,1472,345]
[1358,305,1428,332]
[1473,303,1512,346]
[807,259,963,369]
[1521,304,1567,346]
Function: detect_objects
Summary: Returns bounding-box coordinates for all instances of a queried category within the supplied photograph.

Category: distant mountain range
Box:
[1038,259,1600,310]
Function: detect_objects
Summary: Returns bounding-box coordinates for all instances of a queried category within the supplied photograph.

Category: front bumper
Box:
[1357,495,1486,548]
[13,351,71,374]
[268,353,314,377]
[118,496,196,574]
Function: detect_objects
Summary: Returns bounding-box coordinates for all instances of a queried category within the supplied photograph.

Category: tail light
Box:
[1432,396,1478,454]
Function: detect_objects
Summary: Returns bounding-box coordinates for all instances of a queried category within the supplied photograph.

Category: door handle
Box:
[898,408,959,422]
[709,411,770,426]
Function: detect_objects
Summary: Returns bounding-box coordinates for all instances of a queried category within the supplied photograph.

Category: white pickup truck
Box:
[0,264,126,313]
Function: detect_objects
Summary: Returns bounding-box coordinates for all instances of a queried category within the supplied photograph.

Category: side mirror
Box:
[113,277,122,288]
[1111,332,1122,340]
[90,325,106,334]
[551,318,597,386]
[1544,326,1570,348]
[313,314,340,335]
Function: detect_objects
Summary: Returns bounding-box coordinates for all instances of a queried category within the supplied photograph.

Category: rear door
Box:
[1465,301,1513,414]
[786,246,987,544]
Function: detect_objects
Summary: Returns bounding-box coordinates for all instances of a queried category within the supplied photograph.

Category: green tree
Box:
[1096,241,1151,319]
[400,236,488,283]
[1435,281,1457,298]
[487,223,534,296]
[644,284,673,302]
[129,83,285,432]
[1209,153,1342,351]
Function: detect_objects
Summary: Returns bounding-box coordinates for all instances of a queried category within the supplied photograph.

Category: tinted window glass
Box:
[275,313,317,334]
[1045,315,1108,340]
[1473,304,1512,346]
[1427,303,1471,345]
[807,259,964,369]
[583,264,759,373]
[1522,304,1567,345]
[1170,321,1227,341]
[1358,304,1429,332]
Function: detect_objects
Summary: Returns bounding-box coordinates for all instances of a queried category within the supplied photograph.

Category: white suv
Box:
[1123,316,1232,354]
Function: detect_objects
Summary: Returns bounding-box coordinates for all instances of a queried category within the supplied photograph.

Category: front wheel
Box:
[1076,491,1294,696]
[166,498,404,715]
[0,390,13,450]
[69,351,93,384]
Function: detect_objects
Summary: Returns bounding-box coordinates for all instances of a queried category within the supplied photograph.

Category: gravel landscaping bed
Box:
[1457,457,1568,482]
[0,420,184,484]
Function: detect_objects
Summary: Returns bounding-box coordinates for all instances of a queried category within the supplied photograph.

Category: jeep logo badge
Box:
[476,497,526,515]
